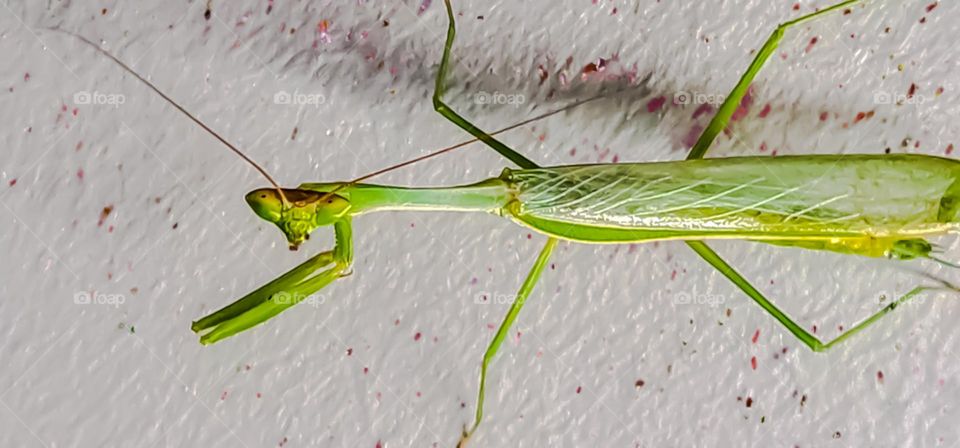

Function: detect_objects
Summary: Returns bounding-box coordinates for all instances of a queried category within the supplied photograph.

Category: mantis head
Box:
[245,188,351,250]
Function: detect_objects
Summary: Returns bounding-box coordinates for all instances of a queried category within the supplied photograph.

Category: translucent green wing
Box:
[506,154,960,240]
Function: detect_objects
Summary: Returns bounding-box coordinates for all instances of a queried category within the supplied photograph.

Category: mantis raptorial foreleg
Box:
[192,219,354,345]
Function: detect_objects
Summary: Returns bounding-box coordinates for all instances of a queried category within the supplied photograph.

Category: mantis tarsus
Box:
[67,0,956,445]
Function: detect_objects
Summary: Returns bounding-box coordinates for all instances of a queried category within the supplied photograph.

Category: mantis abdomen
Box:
[505,154,960,258]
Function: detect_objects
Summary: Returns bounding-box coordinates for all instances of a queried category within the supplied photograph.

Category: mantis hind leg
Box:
[458,238,558,447]
[432,1,557,445]
[683,0,937,352]
[686,0,865,159]
[690,244,949,352]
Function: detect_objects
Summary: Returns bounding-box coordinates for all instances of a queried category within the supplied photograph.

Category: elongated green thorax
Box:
[299,178,514,215]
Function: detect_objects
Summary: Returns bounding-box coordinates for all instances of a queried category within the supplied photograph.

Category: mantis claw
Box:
[194,220,353,344]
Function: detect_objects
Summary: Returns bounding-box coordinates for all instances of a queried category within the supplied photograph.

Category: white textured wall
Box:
[2,0,959,446]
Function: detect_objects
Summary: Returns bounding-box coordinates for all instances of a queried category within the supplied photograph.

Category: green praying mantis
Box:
[67,0,957,445]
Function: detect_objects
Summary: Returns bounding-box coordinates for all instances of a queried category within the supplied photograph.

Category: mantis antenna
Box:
[51,28,291,207]
[316,89,622,203]
[56,27,625,209]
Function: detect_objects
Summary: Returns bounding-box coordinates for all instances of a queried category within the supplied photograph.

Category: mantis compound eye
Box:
[245,188,284,223]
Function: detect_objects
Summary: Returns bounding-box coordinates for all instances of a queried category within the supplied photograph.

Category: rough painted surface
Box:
[1,1,959,447]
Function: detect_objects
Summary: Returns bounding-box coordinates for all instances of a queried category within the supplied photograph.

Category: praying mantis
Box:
[65,0,957,445]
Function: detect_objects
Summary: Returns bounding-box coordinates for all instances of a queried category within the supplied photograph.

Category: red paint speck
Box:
[363,367,369,374]
[927,2,938,12]
[8,179,16,187]
[414,332,422,341]
[76,168,84,180]
[750,356,758,370]
[220,391,228,400]
[751,329,760,344]
[23,72,30,81]
[877,370,884,384]
[792,3,800,11]
[946,144,954,155]
[805,36,819,53]
[758,103,771,118]
[908,83,918,98]
[346,348,353,356]
[576,386,582,394]
[692,104,713,120]
[526,233,532,239]
[417,0,432,15]
[375,441,382,448]
[730,88,753,121]
[683,124,704,148]
[819,111,829,121]
[256,392,262,398]
[646,96,666,113]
